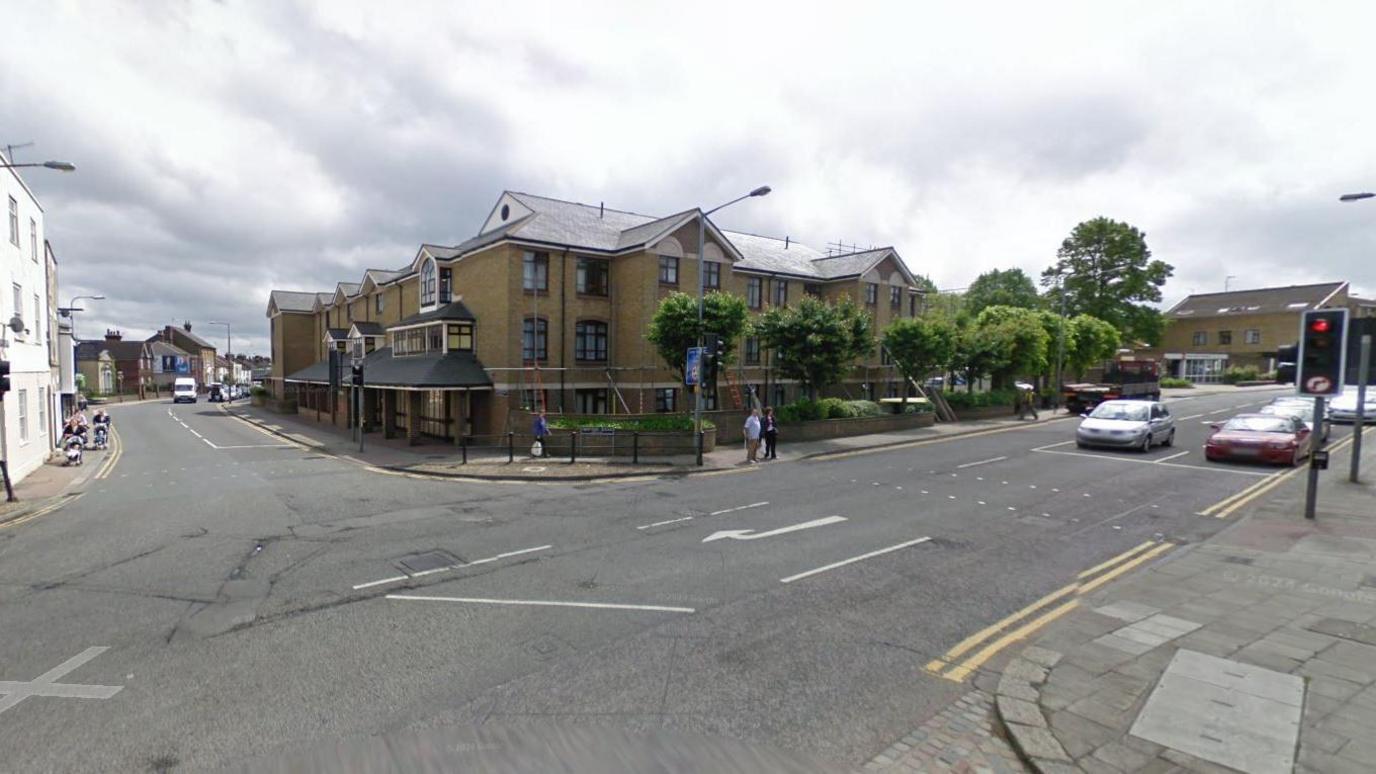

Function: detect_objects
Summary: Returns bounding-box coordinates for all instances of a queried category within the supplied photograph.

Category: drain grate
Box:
[396,549,461,575]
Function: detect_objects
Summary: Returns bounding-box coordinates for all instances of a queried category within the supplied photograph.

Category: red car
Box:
[1205,413,1312,466]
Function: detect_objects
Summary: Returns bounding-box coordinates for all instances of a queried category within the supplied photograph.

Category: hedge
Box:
[1159,377,1194,389]
[1222,366,1261,384]
[940,388,1018,409]
[775,398,883,423]
[548,415,714,432]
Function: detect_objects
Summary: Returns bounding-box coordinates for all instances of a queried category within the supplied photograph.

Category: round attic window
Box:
[500,204,510,221]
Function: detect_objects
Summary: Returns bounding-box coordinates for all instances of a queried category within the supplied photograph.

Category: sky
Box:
[3,0,1374,356]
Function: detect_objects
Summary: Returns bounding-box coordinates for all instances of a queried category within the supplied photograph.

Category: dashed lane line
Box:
[635,501,768,531]
[779,536,932,584]
[387,594,696,614]
[351,544,552,590]
[956,456,1007,469]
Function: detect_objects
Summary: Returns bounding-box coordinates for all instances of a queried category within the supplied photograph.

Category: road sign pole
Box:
[1304,395,1326,520]
[1351,334,1371,483]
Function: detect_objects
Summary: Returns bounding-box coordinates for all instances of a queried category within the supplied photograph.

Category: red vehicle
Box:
[1204,413,1312,466]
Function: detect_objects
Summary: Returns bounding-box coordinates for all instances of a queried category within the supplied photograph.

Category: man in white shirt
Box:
[743,408,762,464]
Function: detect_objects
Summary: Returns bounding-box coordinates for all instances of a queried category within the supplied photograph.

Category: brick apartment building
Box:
[1157,281,1376,381]
[267,191,926,443]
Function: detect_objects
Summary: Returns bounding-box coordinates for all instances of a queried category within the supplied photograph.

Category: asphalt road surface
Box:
[0,387,1337,772]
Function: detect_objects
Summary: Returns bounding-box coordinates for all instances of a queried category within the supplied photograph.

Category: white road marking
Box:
[637,516,695,530]
[1032,441,1075,451]
[702,515,846,543]
[1207,408,1231,415]
[1180,413,1205,420]
[351,544,552,590]
[1156,450,1191,463]
[956,456,1007,469]
[0,647,123,716]
[1007,506,1017,511]
[387,594,695,614]
[709,501,768,516]
[1031,447,1270,476]
[780,537,933,584]
[948,495,957,500]
[977,500,986,505]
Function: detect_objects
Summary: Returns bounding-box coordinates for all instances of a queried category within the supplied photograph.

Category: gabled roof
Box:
[149,326,216,350]
[148,340,189,357]
[268,290,321,314]
[337,282,361,297]
[324,328,349,341]
[390,301,477,329]
[77,340,148,362]
[349,321,385,337]
[1165,282,1348,319]
[811,247,912,283]
[615,210,697,250]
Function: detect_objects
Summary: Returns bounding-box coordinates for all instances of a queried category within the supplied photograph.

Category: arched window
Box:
[420,257,437,307]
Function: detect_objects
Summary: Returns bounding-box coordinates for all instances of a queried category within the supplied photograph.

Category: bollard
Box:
[507,432,514,463]
[570,431,578,464]
[633,431,640,464]
[461,434,467,465]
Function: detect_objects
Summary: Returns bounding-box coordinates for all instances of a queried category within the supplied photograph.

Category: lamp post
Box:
[0,161,76,172]
[1339,191,1373,482]
[693,186,771,463]
[61,295,106,343]
[206,321,231,380]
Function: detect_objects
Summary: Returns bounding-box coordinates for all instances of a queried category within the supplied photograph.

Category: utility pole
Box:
[1351,334,1371,483]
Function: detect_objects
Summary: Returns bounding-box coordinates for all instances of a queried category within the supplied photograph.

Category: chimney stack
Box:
[105,329,122,342]
[599,201,604,219]
[785,236,790,249]
[183,320,192,332]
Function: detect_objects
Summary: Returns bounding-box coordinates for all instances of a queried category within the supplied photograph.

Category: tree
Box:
[1040,217,1173,345]
[883,317,957,390]
[753,296,874,399]
[1065,314,1121,381]
[912,274,939,294]
[646,291,750,382]
[964,268,1041,316]
[973,306,1051,388]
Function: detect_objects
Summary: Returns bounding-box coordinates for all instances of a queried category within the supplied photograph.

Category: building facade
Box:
[1157,282,1374,381]
[76,332,153,395]
[268,191,926,444]
[2,155,64,482]
[148,323,216,388]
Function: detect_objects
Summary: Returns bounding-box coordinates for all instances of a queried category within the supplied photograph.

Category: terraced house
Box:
[266,191,926,443]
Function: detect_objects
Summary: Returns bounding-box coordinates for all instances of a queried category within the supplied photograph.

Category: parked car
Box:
[1329,387,1376,423]
[173,378,198,404]
[1075,399,1175,452]
[1205,413,1312,466]
[1260,404,1326,440]
[208,384,225,402]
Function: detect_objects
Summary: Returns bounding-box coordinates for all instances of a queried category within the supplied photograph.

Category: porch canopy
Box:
[284,346,492,390]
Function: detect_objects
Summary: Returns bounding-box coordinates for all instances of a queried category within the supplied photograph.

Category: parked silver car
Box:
[1076,399,1176,452]
[1329,387,1376,423]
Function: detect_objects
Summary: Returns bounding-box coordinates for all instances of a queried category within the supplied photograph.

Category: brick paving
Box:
[864,690,1026,773]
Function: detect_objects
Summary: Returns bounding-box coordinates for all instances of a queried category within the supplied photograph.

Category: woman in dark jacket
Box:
[762,407,779,460]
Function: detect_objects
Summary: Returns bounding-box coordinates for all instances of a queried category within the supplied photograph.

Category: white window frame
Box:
[38,387,47,437]
[1244,329,1261,345]
[7,196,17,246]
[419,257,437,307]
[17,388,28,444]
[30,218,37,262]
[11,283,22,338]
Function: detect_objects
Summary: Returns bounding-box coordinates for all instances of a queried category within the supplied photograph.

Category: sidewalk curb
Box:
[220,406,741,482]
[0,435,113,527]
[993,648,1081,774]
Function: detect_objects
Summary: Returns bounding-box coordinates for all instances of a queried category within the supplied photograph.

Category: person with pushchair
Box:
[92,409,112,449]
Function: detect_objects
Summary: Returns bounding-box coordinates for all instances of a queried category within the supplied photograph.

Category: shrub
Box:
[250,386,270,398]
[845,400,883,417]
[777,399,823,423]
[547,415,713,432]
[941,388,1018,409]
[1159,377,1193,389]
[903,402,935,414]
[1222,366,1261,384]
[818,397,850,418]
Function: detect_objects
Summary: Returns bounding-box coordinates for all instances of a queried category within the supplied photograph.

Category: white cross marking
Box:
[0,647,123,715]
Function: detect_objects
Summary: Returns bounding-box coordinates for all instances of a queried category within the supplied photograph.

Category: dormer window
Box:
[420,258,437,307]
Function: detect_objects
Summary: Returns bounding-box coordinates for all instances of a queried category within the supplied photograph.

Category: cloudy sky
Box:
[3,1,1373,355]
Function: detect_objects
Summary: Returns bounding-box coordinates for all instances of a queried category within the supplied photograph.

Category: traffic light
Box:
[701,333,720,385]
[1275,343,1298,384]
[351,364,364,386]
[0,360,9,397]
[1296,309,1348,396]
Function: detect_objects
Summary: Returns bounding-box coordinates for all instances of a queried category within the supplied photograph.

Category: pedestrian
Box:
[762,406,779,460]
[743,408,762,464]
[532,411,549,457]
[1015,381,1039,420]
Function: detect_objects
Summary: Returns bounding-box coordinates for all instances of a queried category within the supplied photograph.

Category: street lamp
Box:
[693,185,771,463]
[62,295,106,342]
[206,321,232,383]
[0,161,76,172]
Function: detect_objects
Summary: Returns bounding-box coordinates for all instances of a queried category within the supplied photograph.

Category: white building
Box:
[3,154,64,484]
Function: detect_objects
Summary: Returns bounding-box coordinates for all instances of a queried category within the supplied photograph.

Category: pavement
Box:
[985,424,1376,773]
[1,386,1329,772]
[225,399,1083,480]
[0,429,119,529]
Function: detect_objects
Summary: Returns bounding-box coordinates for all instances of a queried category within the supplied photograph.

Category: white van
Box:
[173,378,198,404]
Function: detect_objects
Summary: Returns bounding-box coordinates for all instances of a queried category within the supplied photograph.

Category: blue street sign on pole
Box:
[685,347,703,387]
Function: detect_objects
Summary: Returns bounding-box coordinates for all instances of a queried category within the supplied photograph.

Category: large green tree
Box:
[753,296,874,399]
[1065,314,1122,381]
[883,316,957,390]
[965,268,1041,316]
[973,306,1051,388]
[1040,217,1173,345]
[646,291,750,382]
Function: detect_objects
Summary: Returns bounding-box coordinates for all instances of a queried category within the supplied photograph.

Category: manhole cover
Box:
[396,549,461,575]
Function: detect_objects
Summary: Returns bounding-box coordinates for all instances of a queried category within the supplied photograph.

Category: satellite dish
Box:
[8,316,23,334]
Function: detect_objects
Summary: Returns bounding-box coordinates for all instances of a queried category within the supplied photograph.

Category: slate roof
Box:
[337,282,361,297]
[1165,282,1348,319]
[391,301,477,328]
[163,326,216,350]
[148,340,189,357]
[76,340,148,362]
[811,247,895,280]
[324,328,350,340]
[350,321,385,336]
[285,347,491,388]
[269,290,321,313]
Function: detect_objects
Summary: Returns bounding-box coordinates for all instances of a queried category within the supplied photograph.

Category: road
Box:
[0,387,1338,771]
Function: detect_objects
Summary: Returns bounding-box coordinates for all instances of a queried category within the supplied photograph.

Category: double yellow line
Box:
[0,493,83,531]
[93,426,123,480]
[1198,426,1371,519]
[925,540,1176,682]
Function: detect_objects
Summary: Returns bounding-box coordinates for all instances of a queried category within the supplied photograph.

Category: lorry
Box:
[1062,358,1161,415]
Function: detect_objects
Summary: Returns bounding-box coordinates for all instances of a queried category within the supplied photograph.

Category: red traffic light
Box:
[1309,318,1331,334]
